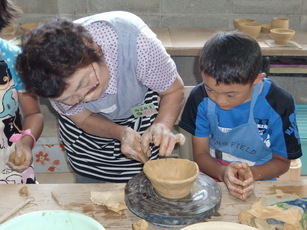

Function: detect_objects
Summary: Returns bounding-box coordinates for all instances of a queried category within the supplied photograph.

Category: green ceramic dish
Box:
[0,210,104,230]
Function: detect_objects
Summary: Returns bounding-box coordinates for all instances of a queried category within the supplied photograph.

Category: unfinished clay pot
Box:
[237,22,262,39]
[270,28,295,45]
[233,18,255,29]
[143,158,199,199]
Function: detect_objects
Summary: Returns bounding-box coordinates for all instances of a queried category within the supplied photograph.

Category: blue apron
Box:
[207,81,272,166]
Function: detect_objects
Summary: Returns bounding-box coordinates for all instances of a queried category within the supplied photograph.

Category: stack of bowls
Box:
[269,17,295,45]
[233,16,296,44]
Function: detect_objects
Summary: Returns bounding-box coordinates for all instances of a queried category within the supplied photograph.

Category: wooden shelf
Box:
[152,28,307,57]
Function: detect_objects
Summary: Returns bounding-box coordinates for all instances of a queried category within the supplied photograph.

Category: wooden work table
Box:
[0,180,306,229]
[152,28,307,57]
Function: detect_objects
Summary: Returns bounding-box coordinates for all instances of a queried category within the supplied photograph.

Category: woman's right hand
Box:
[119,127,148,163]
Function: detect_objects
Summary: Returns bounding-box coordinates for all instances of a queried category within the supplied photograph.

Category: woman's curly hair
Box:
[16,17,103,98]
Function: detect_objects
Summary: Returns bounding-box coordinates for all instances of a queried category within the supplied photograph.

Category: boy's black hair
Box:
[199,31,262,85]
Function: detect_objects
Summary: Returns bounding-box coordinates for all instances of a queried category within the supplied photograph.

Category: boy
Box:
[179,31,302,200]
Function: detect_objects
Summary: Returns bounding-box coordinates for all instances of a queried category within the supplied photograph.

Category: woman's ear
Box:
[253,73,266,85]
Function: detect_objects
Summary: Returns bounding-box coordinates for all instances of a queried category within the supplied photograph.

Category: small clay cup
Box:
[271,17,289,29]
[233,18,255,29]
[270,28,295,45]
[237,22,262,39]
[143,158,199,199]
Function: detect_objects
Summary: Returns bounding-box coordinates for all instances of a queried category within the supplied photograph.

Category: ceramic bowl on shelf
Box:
[261,24,271,33]
[271,17,289,29]
[270,28,295,45]
[143,158,199,199]
[237,21,262,39]
[233,18,255,29]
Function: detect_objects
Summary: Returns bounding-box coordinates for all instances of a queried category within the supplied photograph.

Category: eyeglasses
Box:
[53,63,99,114]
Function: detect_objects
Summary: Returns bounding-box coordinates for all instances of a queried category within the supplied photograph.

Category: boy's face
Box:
[202,73,254,110]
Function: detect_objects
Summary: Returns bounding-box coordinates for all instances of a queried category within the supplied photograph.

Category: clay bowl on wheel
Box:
[233,18,255,29]
[270,28,295,45]
[237,21,262,39]
[143,158,199,199]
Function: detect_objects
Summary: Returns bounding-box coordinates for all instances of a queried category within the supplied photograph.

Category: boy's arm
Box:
[192,135,226,182]
[250,153,291,180]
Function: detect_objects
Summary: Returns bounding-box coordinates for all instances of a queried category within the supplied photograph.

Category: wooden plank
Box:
[152,28,307,57]
[152,28,172,49]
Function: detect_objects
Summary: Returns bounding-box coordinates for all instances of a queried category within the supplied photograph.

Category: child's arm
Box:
[192,135,227,181]
[250,153,291,180]
[193,136,254,200]
[7,92,44,172]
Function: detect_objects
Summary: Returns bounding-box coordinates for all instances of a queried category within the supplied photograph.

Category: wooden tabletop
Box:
[0,180,306,229]
[152,28,307,57]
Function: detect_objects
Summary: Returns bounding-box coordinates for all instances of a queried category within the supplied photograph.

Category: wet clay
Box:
[143,158,199,199]
[132,219,149,230]
[9,151,26,166]
[125,172,222,226]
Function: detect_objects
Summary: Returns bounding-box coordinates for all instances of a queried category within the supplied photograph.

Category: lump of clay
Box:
[8,151,26,166]
[132,219,149,230]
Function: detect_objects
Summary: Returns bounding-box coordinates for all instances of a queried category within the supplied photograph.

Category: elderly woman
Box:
[16,11,185,183]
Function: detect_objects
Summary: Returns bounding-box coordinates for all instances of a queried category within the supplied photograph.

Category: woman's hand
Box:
[120,127,148,163]
[223,162,254,200]
[6,140,33,173]
[141,123,185,157]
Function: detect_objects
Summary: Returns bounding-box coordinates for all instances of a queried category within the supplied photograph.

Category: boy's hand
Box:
[223,162,254,200]
[238,164,255,200]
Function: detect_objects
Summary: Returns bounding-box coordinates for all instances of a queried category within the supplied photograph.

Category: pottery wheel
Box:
[125,172,222,226]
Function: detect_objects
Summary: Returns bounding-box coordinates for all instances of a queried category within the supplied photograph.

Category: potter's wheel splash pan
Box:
[125,172,222,226]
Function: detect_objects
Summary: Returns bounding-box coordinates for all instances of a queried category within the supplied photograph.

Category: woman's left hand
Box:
[6,141,33,173]
[141,123,185,157]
